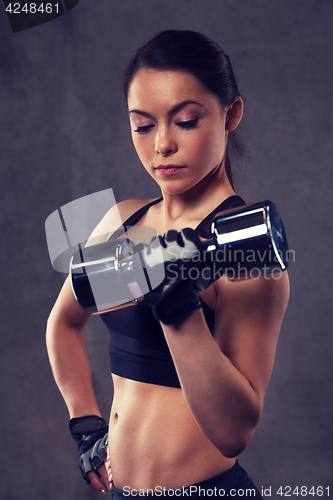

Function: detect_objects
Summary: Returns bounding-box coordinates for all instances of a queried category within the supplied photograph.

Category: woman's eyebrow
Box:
[129,100,204,118]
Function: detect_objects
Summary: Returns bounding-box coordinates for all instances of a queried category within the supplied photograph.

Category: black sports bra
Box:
[100,195,246,388]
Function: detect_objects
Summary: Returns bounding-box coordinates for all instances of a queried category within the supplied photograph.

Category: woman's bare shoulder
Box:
[117,198,159,221]
[86,198,160,245]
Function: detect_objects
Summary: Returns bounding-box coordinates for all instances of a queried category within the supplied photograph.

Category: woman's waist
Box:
[108,375,235,490]
[112,461,246,499]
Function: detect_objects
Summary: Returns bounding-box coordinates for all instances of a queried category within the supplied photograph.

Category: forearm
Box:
[161,309,262,457]
[46,316,101,419]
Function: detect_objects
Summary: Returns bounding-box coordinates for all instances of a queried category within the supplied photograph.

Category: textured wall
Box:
[1,1,332,499]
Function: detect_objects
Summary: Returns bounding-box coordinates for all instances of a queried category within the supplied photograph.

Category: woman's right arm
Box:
[47,277,114,494]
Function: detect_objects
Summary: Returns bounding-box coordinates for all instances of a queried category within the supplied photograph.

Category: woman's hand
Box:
[87,457,112,495]
[145,228,212,325]
[69,415,112,495]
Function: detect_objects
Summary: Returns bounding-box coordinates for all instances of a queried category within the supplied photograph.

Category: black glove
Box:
[145,228,213,325]
[69,415,108,484]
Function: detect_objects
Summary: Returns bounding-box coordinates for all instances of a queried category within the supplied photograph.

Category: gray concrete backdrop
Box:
[1,1,332,499]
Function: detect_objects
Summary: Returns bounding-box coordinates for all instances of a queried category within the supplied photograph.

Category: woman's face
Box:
[127,69,237,195]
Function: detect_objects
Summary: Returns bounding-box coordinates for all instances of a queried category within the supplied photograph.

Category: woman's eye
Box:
[133,125,154,134]
[175,119,199,129]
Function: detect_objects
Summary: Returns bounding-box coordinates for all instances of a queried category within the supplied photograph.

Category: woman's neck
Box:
[160,166,235,224]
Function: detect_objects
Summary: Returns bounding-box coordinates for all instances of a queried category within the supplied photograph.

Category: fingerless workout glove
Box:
[146,228,213,325]
[69,415,108,484]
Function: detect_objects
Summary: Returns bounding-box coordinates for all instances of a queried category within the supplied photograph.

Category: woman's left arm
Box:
[161,272,290,458]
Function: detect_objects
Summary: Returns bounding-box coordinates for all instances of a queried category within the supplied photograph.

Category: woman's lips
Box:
[155,165,185,176]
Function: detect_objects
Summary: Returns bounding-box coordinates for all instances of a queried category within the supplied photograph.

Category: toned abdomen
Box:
[108,374,235,491]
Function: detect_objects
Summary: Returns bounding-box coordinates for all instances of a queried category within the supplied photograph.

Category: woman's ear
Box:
[225,97,243,131]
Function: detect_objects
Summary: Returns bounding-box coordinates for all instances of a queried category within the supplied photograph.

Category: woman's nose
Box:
[155,128,177,156]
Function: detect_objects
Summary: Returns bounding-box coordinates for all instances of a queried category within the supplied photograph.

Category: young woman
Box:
[46,30,289,498]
